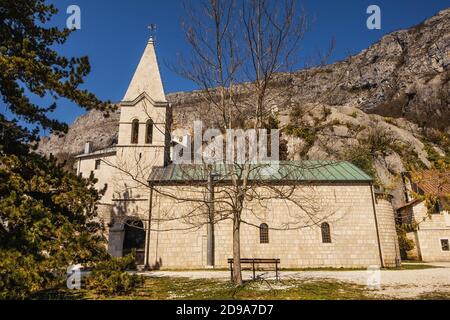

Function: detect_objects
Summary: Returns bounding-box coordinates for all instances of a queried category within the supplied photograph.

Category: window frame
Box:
[259,223,269,244]
[145,119,154,144]
[321,222,332,244]
[94,159,101,170]
[131,119,139,144]
[440,238,449,252]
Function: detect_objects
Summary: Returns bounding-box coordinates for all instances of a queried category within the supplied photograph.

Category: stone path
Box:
[137,262,450,299]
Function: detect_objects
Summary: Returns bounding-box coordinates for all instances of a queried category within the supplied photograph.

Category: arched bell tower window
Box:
[321,222,331,243]
[131,119,139,144]
[259,223,269,244]
[145,119,154,144]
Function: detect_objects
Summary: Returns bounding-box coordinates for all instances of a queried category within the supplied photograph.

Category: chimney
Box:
[84,141,93,154]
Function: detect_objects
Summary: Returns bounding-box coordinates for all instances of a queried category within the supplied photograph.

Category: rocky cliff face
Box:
[37,8,450,206]
[38,109,120,157]
[169,8,450,129]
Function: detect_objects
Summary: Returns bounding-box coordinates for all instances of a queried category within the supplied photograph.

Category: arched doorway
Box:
[123,220,146,265]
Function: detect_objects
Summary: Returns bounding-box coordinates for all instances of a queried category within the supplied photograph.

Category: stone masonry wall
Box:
[411,202,450,262]
[144,183,390,269]
[374,196,401,267]
[416,229,450,261]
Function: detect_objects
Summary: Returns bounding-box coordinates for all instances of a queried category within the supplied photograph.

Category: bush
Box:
[84,254,145,296]
[0,250,44,300]
[342,145,375,178]
[284,124,317,156]
[396,225,415,259]
[361,125,396,155]
[424,143,450,169]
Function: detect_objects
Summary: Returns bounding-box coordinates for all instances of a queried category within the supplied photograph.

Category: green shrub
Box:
[396,225,415,258]
[424,143,450,169]
[342,145,375,178]
[284,125,317,149]
[84,254,145,296]
[0,250,44,300]
[390,141,425,171]
[361,125,396,155]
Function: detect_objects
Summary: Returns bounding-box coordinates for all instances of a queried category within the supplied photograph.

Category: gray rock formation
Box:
[37,109,120,156]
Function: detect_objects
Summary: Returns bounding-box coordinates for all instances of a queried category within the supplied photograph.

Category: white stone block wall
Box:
[416,229,450,261]
[405,202,450,262]
[142,183,394,269]
[374,196,401,267]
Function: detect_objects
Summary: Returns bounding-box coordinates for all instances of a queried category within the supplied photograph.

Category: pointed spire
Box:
[122,37,167,103]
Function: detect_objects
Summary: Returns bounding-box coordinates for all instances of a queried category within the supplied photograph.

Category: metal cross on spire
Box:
[147,24,157,42]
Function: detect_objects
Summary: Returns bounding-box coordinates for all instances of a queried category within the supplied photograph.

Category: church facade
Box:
[74,37,401,269]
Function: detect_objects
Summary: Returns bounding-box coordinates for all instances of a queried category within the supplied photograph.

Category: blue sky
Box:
[3,0,449,132]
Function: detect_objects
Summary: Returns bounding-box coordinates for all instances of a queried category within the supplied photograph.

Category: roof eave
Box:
[148,178,373,186]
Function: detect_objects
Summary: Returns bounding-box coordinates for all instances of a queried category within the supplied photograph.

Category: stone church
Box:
[75,37,401,269]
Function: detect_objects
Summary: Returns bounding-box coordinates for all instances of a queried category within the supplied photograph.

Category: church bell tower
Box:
[116,36,171,189]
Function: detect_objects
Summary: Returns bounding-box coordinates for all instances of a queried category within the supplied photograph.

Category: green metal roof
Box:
[148,161,373,184]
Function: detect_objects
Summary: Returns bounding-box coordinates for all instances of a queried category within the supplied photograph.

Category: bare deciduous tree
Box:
[170,0,320,284]
[104,0,342,285]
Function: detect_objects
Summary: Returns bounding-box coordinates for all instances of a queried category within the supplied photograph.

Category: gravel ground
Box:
[138,262,450,299]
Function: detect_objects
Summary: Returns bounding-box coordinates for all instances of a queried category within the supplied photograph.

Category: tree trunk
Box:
[232,214,243,285]
[207,172,215,267]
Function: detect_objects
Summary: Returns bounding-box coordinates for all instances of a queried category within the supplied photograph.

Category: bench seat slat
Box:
[227,258,280,263]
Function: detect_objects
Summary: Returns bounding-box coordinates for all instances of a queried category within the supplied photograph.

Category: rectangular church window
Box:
[441,239,449,251]
[259,223,269,244]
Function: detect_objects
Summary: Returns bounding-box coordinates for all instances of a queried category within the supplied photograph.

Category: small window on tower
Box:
[131,119,139,144]
[95,159,101,170]
[145,119,154,144]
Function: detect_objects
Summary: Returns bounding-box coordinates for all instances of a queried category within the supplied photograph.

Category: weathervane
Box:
[147,24,157,42]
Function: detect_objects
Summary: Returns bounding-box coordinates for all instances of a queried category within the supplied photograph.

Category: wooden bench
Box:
[227,258,280,281]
